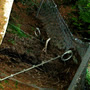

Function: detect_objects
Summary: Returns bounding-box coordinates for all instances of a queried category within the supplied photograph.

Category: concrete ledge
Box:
[0,0,14,45]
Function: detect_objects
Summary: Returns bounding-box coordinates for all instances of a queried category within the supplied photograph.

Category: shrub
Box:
[77,0,90,23]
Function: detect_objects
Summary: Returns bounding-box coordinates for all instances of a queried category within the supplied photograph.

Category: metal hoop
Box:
[35,27,41,37]
[61,50,73,61]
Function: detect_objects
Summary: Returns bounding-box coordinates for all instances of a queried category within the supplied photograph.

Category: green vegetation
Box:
[77,0,90,34]
[67,0,90,36]
[4,80,9,84]
[8,23,29,38]
[77,0,90,23]
[86,68,90,85]
[0,83,4,90]
[15,81,18,88]
[71,17,83,30]
[8,39,16,45]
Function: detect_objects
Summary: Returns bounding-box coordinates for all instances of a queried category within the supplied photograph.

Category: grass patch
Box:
[7,23,30,38]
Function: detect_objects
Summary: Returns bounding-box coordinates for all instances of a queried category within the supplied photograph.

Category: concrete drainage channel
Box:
[68,46,90,90]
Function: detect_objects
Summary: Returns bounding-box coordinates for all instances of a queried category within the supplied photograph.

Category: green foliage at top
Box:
[77,0,90,23]
[69,0,90,35]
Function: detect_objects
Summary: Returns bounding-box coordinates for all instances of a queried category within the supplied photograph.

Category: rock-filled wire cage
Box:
[37,0,88,57]
[36,0,90,89]
[0,0,90,90]
[36,0,89,57]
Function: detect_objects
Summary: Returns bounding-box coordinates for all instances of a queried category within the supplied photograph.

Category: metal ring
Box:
[61,50,73,61]
[35,27,41,37]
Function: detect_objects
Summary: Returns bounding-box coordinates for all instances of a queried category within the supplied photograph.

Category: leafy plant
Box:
[71,17,83,30]
[8,39,16,45]
[86,68,90,85]
[4,80,9,84]
[0,83,4,89]
[77,0,90,23]
[69,0,90,36]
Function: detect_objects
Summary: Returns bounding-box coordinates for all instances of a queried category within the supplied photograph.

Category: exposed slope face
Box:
[0,0,14,45]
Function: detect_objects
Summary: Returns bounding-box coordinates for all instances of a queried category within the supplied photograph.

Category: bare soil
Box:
[0,1,81,90]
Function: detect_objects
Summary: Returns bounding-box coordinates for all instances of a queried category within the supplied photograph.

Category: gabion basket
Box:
[36,0,90,89]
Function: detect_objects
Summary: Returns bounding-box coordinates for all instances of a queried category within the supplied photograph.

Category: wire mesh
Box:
[0,0,89,89]
[36,0,89,58]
